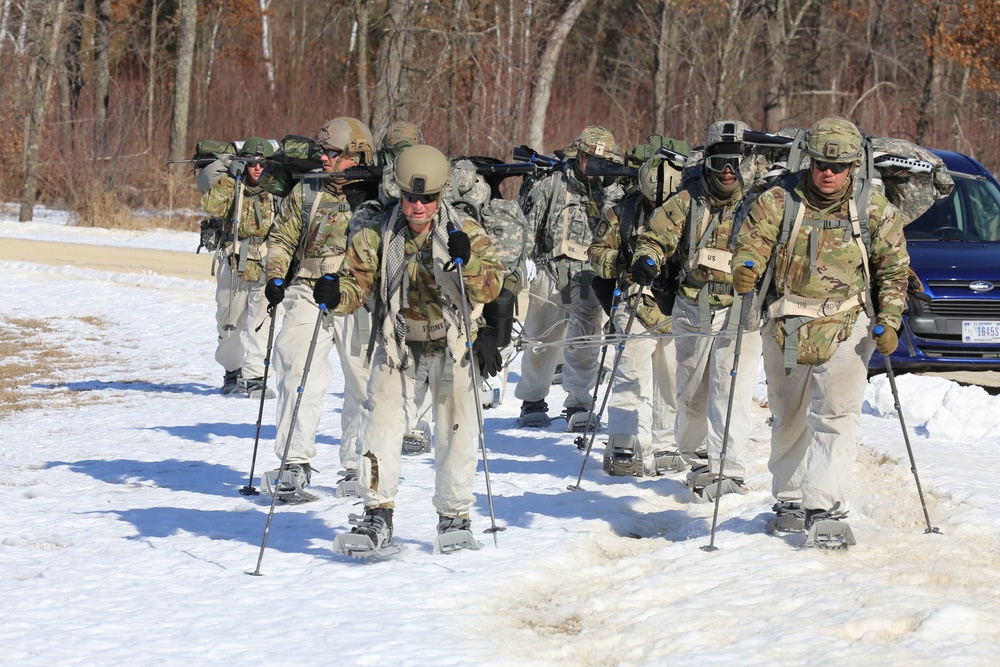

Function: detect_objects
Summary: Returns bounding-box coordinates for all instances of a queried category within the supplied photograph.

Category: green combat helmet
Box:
[394,145,450,195]
[316,117,375,165]
[239,137,274,162]
[805,117,863,163]
[568,125,617,160]
[379,121,424,165]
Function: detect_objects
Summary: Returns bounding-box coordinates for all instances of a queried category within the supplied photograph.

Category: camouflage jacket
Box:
[635,179,744,309]
[201,175,278,283]
[732,175,909,362]
[335,201,503,360]
[265,179,367,286]
[524,162,623,281]
[588,191,669,329]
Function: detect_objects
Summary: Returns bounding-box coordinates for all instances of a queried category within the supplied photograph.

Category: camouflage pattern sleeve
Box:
[587,207,621,279]
[264,184,305,282]
[458,213,503,306]
[730,186,784,280]
[868,194,910,331]
[200,175,236,218]
[634,190,691,268]
[522,172,556,260]
[334,222,382,316]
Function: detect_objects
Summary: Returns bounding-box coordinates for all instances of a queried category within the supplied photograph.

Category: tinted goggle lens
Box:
[813,160,851,174]
[706,154,741,173]
[323,149,342,160]
[402,192,439,205]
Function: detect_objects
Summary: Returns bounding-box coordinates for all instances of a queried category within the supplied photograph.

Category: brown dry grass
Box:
[0,315,115,420]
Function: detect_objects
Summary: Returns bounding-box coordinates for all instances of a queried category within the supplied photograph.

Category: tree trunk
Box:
[652,0,671,132]
[92,0,109,149]
[258,0,274,99]
[526,0,590,151]
[20,0,67,222]
[371,0,413,142]
[710,0,742,122]
[354,0,370,127]
[915,1,943,145]
[146,0,159,152]
[168,0,197,162]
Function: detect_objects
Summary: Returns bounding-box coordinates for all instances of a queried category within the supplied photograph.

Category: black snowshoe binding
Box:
[517,400,551,428]
[261,463,318,503]
[803,502,856,549]
[432,514,481,555]
[334,468,358,498]
[766,501,806,534]
[401,420,432,455]
[333,507,401,558]
[686,465,745,503]
[602,435,644,477]
[240,376,275,400]
[564,406,599,433]
[221,369,244,396]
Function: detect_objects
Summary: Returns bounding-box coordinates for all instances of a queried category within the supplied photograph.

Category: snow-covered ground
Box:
[2,214,1000,665]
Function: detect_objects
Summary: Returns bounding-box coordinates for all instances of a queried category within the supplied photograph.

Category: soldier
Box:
[588,158,679,477]
[201,137,280,397]
[260,117,379,499]
[319,145,503,553]
[633,121,763,500]
[515,125,624,428]
[731,117,909,531]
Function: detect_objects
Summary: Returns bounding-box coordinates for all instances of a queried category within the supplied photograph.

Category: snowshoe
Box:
[517,400,551,428]
[221,369,244,396]
[335,468,359,498]
[803,503,856,549]
[766,501,806,534]
[401,420,432,455]
[240,376,275,400]
[332,507,401,558]
[602,435,644,477]
[261,463,316,502]
[564,407,599,433]
[687,465,744,503]
[651,448,685,475]
[432,514,481,555]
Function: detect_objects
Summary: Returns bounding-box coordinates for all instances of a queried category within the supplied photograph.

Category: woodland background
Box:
[3,0,1000,229]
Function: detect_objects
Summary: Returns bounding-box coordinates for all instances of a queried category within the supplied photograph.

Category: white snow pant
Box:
[358,345,479,517]
[214,262,270,378]
[514,268,604,409]
[763,313,875,511]
[271,284,370,469]
[605,302,677,453]
[673,296,762,478]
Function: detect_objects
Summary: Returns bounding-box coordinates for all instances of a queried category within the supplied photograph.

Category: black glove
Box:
[905,271,932,315]
[473,325,503,378]
[631,256,659,286]
[264,278,285,306]
[617,243,635,270]
[448,229,471,266]
[228,159,246,179]
[313,273,342,310]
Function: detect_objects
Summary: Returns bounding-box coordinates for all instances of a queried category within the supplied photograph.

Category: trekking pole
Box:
[568,290,638,491]
[451,249,505,547]
[702,263,754,552]
[223,175,245,336]
[240,300,280,496]
[874,324,941,535]
[247,305,326,576]
[573,286,623,451]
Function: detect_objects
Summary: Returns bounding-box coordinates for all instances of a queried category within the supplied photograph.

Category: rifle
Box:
[512,145,564,171]
[585,154,637,179]
[874,154,984,181]
[166,156,224,167]
[297,162,537,182]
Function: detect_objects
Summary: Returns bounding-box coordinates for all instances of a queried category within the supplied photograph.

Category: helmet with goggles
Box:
[703,120,748,174]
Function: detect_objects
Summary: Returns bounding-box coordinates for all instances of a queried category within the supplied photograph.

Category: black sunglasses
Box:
[813,160,851,174]
[323,149,342,160]
[402,192,439,205]
[705,154,741,173]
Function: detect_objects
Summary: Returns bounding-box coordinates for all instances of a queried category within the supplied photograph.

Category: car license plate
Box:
[962,321,1000,343]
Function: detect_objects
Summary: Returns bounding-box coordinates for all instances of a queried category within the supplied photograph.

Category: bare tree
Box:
[19,0,67,222]
[93,0,110,148]
[354,0,370,127]
[371,0,414,142]
[168,0,197,161]
[526,0,590,151]
[758,0,816,132]
[146,0,160,151]
[258,0,275,98]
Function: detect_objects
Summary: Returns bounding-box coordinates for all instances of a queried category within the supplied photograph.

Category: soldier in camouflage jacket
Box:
[633,121,763,492]
[201,137,280,397]
[514,126,624,427]
[731,117,909,524]
[260,117,380,493]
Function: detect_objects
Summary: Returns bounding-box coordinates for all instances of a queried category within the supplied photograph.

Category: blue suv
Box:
[870,149,1000,372]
